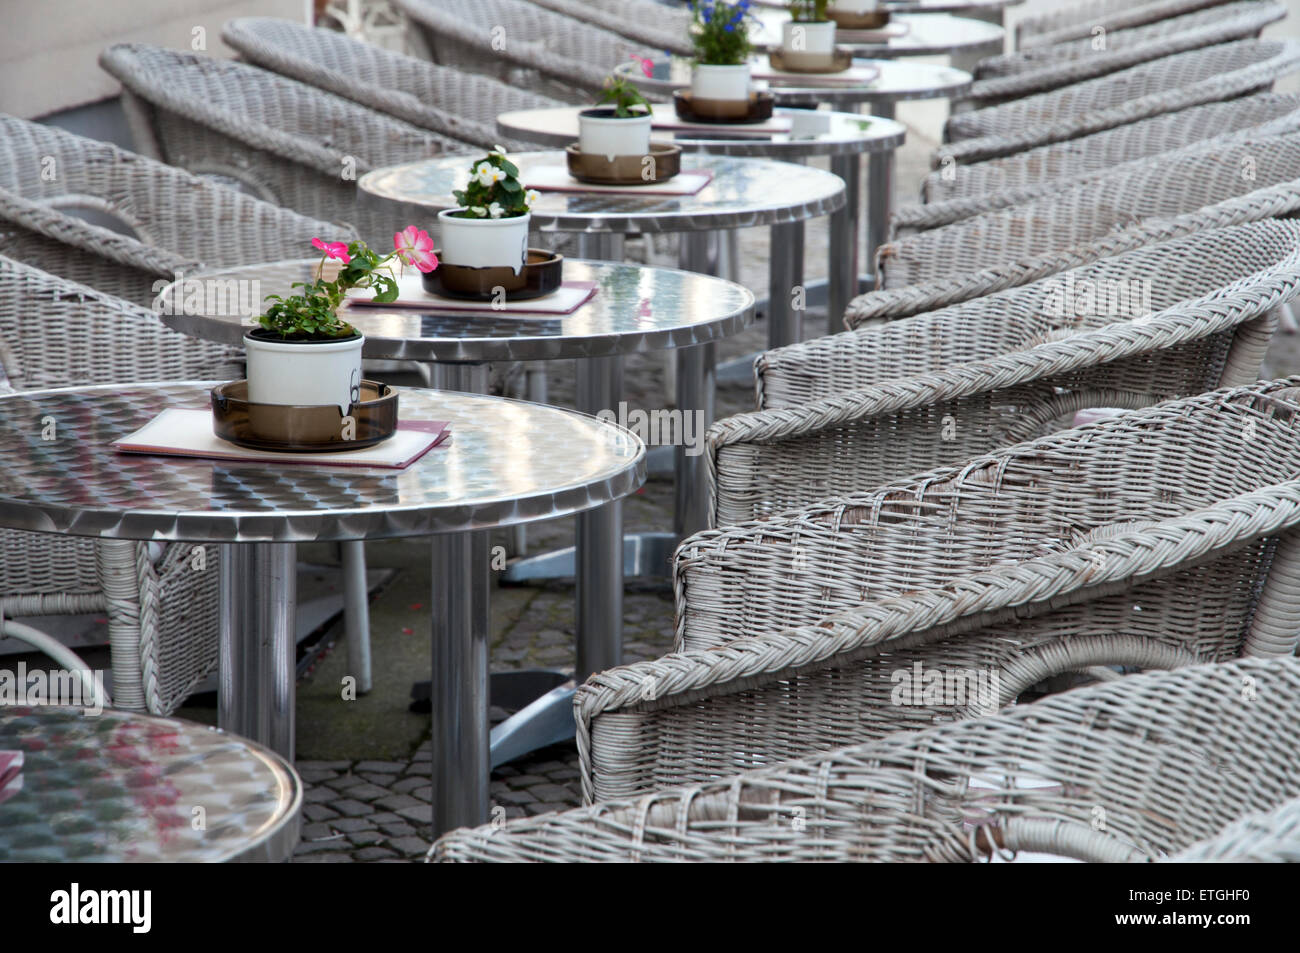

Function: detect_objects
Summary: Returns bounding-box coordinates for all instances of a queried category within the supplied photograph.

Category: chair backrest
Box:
[710,220,1300,526]
[923,92,1300,203]
[1016,0,1236,50]
[220,17,565,151]
[0,254,240,391]
[577,382,1300,800]
[394,0,657,100]
[436,656,1300,861]
[967,0,1283,108]
[527,0,694,54]
[0,113,345,306]
[99,43,458,244]
[882,132,1300,290]
[1169,794,1300,861]
[941,39,1300,165]
[848,177,1300,327]
[905,104,1300,235]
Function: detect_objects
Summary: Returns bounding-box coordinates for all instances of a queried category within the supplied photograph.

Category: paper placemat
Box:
[345,274,597,315]
[114,408,450,469]
[754,59,881,86]
[524,164,713,196]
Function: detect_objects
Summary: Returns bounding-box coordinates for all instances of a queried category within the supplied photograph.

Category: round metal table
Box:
[613,55,971,112]
[0,706,300,862]
[0,383,645,836]
[359,152,842,352]
[753,10,1004,60]
[496,104,906,332]
[157,260,752,779]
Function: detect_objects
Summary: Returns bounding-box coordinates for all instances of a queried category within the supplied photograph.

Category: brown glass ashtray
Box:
[768,48,854,74]
[828,8,890,29]
[564,142,681,185]
[673,89,776,124]
[421,248,563,300]
[211,380,398,452]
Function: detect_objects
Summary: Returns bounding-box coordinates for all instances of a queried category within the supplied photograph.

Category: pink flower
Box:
[393,225,439,273]
[311,237,351,263]
[631,54,654,78]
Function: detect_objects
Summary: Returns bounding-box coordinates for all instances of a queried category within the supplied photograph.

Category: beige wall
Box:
[0,0,310,118]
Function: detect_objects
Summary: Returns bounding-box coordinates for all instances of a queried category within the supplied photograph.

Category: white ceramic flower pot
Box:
[243,330,365,417]
[831,0,877,13]
[437,208,531,274]
[782,19,837,55]
[690,64,752,102]
[577,109,653,160]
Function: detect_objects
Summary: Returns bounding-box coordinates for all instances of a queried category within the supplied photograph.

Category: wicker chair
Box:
[434,656,1300,860]
[903,106,1300,235]
[220,17,565,152]
[1170,795,1300,861]
[848,178,1300,327]
[922,92,1300,204]
[98,43,461,246]
[1016,0,1239,50]
[395,0,659,101]
[0,256,243,715]
[964,0,1282,110]
[0,114,347,309]
[881,133,1300,291]
[711,220,1298,526]
[572,378,1300,801]
[940,40,1300,166]
[526,0,693,55]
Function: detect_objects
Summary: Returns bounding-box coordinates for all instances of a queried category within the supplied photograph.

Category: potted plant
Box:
[783,0,837,67]
[246,227,438,415]
[688,0,755,103]
[578,70,654,159]
[439,147,537,276]
[829,0,888,29]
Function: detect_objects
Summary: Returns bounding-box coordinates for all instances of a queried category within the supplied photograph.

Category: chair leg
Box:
[341,540,372,695]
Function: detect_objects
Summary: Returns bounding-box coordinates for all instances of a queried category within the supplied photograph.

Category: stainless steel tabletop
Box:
[496,104,907,159]
[613,56,971,106]
[358,152,845,234]
[753,10,1005,56]
[0,383,645,542]
[158,259,755,364]
[0,706,300,862]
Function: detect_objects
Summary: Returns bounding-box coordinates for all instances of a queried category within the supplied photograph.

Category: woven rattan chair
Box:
[395,0,659,101]
[221,17,565,152]
[1170,795,1300,861]
[526,0,693,55]
[711,221,1298,526]
[903,106,1300,235]
[1016,0,1239,50]
[0,256,243,714]
[922,92,1300,204]
[433,656,1300,861]
[940,40,1300,166]
[98,43,460,245]
[848,178,1300,327]
[881,133,1300,291]
[0,114,346,309]
[963,0,1282,109]
[572,378,1300,800]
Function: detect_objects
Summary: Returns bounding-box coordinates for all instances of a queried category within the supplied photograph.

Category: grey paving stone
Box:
[293,852,354,863]
[343,783,392,801]
[330,798,374,817]
[379,821,418,837]
[296,760,353,772]
[327,816,376,834]
[302,804,340,823]
[368,811,402,825]
[354,846,400,861]
[326,774,365,790]
[396,803,433,824]
[300,822,338,841]
[297,769,339,784]
[387,835,432,857]
[391,776,428,794]
[347,830,387,847]
[374,793,424,812]
[355,760,404,773]
[530,784,575,803]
